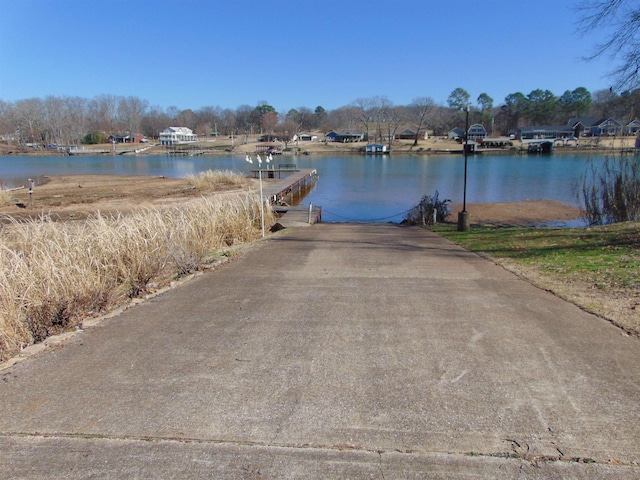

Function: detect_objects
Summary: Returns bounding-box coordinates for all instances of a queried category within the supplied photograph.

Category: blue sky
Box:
[0,0,617,113]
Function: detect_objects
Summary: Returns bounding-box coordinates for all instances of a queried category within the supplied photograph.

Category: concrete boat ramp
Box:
[1,223,639,478]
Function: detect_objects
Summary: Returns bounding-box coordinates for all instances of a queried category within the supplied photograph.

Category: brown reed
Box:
[0,191,276,361]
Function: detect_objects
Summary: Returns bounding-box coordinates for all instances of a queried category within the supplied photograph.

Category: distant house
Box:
[467,124,488,140]
[365,143,387,153]
[513,116,634,140]
[567,117,597,137]
[448,125,487,141]
[393,129,417,140]
[325,131,366,143]
[258,134,278,142]
[159,127,197,146]
[294,133,317,142]
[625,119,640,136]
[567,117,623,137]
[518,125,574,140]
[447,128,465,140]
[107,133,145,144]
[592,118,623,136]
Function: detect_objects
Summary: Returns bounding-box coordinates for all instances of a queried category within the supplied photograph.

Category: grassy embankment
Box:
[0,170,276,362]
[434,222,640,335]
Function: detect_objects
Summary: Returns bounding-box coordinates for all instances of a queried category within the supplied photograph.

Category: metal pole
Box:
[259,168,265,238]
[457,105,471,231]
[28,178,34,208]
[463,105,469,212]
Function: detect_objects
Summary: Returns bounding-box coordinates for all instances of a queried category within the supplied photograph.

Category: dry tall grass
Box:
[0,188,13,207]
[0,192,276,361]
[185,169,249,191]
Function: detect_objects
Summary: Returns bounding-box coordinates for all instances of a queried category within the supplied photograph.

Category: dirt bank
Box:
[449,200,582,226]
[1,175,207,222]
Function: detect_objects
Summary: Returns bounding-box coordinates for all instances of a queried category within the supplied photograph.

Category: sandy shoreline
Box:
[449,200,582,226]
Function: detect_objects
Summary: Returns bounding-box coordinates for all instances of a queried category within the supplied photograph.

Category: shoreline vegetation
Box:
[0,171,276,362]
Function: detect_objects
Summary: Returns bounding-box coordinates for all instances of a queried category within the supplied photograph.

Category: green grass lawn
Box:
[433,222,640,333]
[435,222,639,289]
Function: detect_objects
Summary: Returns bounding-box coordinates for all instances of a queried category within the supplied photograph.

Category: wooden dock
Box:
[250,168,321,228]
[257,168,318,205]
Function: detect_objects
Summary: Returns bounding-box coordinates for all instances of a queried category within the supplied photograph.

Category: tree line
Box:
[1,86,639,148]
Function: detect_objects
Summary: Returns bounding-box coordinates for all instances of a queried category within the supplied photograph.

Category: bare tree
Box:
[235,105,254,143]
[409,97,435,146]
[221,108,236,136]
[14,98,44,145]
[43,96,67,145]
[579,0,640,91]
[66,96,89,144]
[0,100,14,138]
[384,105,405,151]
[196,105,223,134]
[327,105,360,132]
[140,105,171,139]
[89,94,120,132]
[275,120,298,148]
[261,111,278,135]
[173,109,198,131]
[354,97,376,140]
[118,96,149,134]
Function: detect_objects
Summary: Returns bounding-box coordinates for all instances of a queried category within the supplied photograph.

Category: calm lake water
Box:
[0,153,607,223]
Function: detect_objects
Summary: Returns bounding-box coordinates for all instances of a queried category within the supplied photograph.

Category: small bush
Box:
[581,154,640,225]
[405,190,451,225]
[82,131,107,145]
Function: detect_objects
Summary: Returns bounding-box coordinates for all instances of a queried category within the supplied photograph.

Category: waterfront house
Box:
[258,134,278,142]
[294,133,317,142]
[448,125,487,141]
[447,128,465,140]
[518,125,574,140]
[567,117,624,137]
[625,119,640,135]
[467,124,487,140]
[325,131,366,143]
[591,118,623,136]
[515,116,637,140]
[107,133,145,144]
[566,117,597,137]
[395,129,424,140]
[159,127,197,146]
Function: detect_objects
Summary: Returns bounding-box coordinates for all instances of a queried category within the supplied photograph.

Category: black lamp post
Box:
[457,104,470,231]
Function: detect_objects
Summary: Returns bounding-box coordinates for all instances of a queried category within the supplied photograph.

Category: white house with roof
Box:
[159,127,197,146]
